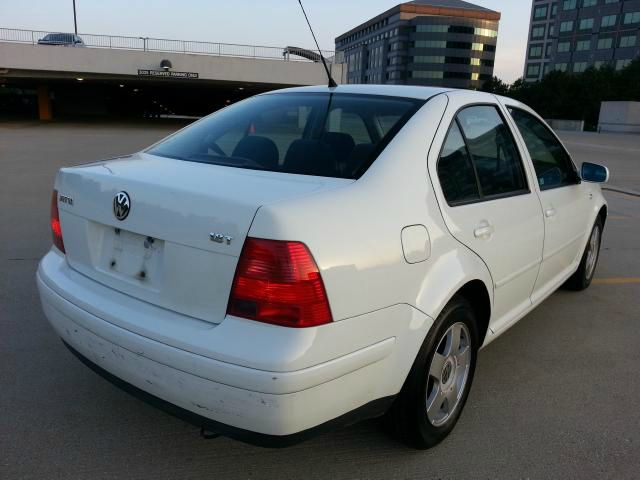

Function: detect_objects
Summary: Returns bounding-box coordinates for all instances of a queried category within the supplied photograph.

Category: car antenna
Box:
[297,0,338,88]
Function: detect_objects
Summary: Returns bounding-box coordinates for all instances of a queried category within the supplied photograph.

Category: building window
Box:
[573,62,588,73]
[527,64,541,77]
[601,15,617,28]
[413,40,446,48]
[529,45,544,58]
[475,28,498,38]
[624,12,640,25]
[579,18,594,30]
[620,35,637,48]
[616,59,632,70]
[597,37,613,49]
[594,61,607,69]
[576,40,591,51]
[563,0,577,10]
[532,26,546,38]
[413,55,445,63]
[470,58,481,66]
[411,71,444,79]
[416,24,448,33]
[582,0,597,6]
[557,41,571,52]
[560,21,574,33]
[555,63,568,72]
[534,6,548,19]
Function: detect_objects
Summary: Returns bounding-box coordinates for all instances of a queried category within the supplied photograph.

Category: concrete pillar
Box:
[37,85,52,121]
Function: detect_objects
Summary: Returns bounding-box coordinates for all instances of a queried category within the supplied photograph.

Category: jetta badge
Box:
[113,191,131,221]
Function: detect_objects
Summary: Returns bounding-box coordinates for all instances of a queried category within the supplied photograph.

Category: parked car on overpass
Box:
[37,85,609,449]
[37,33,85,47]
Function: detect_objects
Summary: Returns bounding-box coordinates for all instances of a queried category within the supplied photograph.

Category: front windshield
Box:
[147,93,423,179]
[45,34,73,42]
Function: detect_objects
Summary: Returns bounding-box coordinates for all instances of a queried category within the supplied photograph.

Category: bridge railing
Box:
[0,27,342,63]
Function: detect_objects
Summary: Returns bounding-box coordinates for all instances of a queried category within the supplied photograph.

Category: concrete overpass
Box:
[0,31,345,119]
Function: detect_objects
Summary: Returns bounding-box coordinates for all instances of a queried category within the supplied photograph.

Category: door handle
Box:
[474,222,494,239]
[545,207,556,218]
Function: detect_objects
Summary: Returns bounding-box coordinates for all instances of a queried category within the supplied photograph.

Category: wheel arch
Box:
[598,204,608,228]
[455,280,491,346]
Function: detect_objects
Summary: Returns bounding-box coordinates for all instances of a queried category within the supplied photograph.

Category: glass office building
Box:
[335,0,501,89]
[525,0,640,81]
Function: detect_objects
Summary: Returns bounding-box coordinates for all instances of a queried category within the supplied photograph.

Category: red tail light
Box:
[227,238,332,328]
[51,190,65,253]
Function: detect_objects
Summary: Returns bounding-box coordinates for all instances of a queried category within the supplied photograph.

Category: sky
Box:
[0,0,532,83]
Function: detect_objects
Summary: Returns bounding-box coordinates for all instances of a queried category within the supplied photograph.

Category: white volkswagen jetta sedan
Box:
[37,85,609,449]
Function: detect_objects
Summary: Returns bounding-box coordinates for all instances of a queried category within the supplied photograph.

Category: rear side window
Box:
[508,107,578,190]
[148,93,422,179]
[438,123,480,204]
[438,105,529,205]
[457,106,528,197]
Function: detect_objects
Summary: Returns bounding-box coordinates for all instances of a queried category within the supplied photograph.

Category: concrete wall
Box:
[599,102,640,134]
[0,42,345,87]
[545,119,585,132]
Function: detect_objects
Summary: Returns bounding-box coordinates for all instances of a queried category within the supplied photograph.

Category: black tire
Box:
[383,295,479,449]
[564,218,603,291]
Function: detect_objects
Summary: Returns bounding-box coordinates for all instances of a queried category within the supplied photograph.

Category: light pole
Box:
[72,0,78,35]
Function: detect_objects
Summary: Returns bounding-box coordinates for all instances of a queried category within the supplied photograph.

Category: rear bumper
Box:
[37,249,433,442]
[62,340,393,447]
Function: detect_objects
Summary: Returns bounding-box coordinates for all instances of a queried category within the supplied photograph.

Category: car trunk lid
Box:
[55,152,351,324]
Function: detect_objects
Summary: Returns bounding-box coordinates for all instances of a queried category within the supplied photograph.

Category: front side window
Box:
[148,93,422,179]
[437,105,528,205]
[508,108,578,190]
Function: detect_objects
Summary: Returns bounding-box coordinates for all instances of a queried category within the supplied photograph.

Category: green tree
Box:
[480,76,510,96]
[488,59,640,131]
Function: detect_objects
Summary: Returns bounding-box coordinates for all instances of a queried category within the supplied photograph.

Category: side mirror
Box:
[581,162,609,184]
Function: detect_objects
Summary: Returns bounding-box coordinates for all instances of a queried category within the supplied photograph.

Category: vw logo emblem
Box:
[113,191,131,221]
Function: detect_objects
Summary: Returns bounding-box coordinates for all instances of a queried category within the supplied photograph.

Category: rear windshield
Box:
[147,93,423,179]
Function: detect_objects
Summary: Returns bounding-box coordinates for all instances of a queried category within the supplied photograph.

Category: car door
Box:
[502,102,592,302]
[429,94,545,333]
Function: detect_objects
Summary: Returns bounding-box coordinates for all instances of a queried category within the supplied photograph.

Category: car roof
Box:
[267,85,533,112]
[270,84,453,100]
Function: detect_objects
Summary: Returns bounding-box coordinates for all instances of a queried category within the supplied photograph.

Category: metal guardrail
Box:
[0,27,342,63]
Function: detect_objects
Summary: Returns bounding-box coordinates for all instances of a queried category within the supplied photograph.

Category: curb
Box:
[603,186,640,198]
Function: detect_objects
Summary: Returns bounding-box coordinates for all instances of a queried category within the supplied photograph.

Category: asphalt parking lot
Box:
[1,121,639,479]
